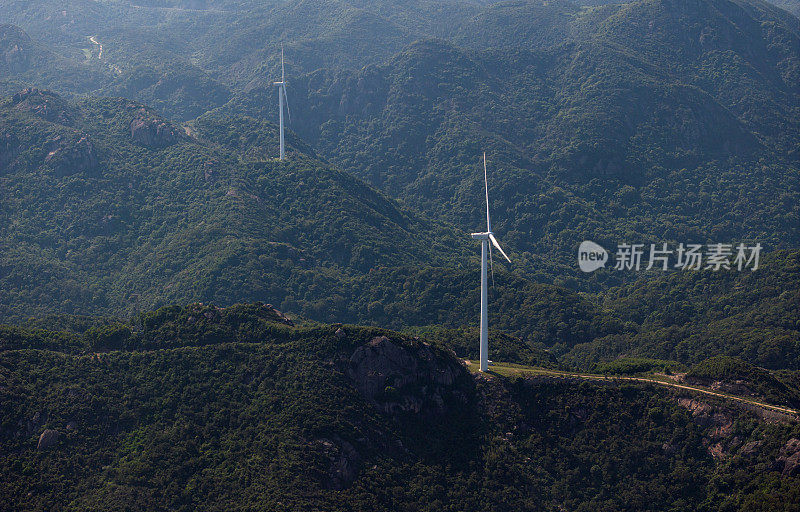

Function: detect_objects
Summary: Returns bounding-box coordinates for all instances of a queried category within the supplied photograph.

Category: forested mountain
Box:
[0,89,460,321]
[0,89,623,350]
[1,0,799,368]
[2,304,800,511]
[567,249,800,369]
[0,24,107,97]
[4,89,793,372]
[2,0,800,509]
[272,0,800,274]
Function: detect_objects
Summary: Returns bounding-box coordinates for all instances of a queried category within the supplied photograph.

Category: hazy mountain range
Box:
[1,0,799,509]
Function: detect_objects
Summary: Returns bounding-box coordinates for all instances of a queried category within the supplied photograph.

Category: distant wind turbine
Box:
[470,152,511,372]
[274,44,290,160]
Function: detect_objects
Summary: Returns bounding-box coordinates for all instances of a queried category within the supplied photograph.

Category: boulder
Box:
[347,335,465,416]
[37,429,59,450]
[11,88,73,126]
[45,135,99,176]
[314,436,360,490]
[739,440,761,457]
[129,109,180,149]
[776,438,800,477]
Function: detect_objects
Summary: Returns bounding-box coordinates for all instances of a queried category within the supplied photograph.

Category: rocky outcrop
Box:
[37,429,59,450]
[677,398,735,459]
[264,304,294,326]
[347,336,467,416]
[11,88,73,126]
[129,109,181,149]
[0,25,31,74]
[314,436,360,490]
[739,440,762,458]
[776,438,800,477]
[184,303,293,327]
[44,135,99,176]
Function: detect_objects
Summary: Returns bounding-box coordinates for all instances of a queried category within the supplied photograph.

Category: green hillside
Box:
[1,89,628,351]
[2,304,800,511]
[566,249,800,369]
[0,89,459,321]
[0,24,107,98]
[273,0,800,275]
[0,1,799,506]
[1,0,799,371]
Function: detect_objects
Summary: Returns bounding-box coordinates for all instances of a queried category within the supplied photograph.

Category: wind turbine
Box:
[274,44,290,160]
[470,152,511,372]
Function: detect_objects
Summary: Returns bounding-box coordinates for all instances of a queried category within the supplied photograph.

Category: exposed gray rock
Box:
[129,109,180,148]
[776,438,800,477]
[262,304,294,326]
[677,398,735,458]
[315,436,360,490]
[37,429,59,450]
[739,440,762,457]
[347,335,465,416]
[45,135,98,176]
[335,327,346,340]
[11,88,73,126]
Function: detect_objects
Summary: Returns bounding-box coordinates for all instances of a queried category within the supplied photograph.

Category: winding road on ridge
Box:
[467,361,799,417]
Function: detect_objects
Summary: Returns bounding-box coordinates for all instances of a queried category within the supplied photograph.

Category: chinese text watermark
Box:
[578,241,761,273]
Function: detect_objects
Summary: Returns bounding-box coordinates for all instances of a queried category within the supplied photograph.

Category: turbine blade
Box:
[489,243,496,289]
[281,43,285,83]
[283,85,290,122]
[489,233,511,263]
[483,152,491,232]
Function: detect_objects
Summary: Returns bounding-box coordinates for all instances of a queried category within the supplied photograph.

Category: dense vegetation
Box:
[273,0,800,277]
[1,1,799,507]
[2,304,800,511]
[4,0,796,283]
[0,90,637,351]
[565,250,800,370]
[685,356,800,408]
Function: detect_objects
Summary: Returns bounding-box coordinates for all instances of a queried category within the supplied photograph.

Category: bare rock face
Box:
[37,429,59,450]
[44,135,99,176]
[347,336,466,416]
[262,304,294,326]
[776,438,800,477]
[129,108,180,149]
[0,25,31,74]
[11,88,74,126]
[677,398,735,459]
[739,440,762,458]
[314,436,360,490]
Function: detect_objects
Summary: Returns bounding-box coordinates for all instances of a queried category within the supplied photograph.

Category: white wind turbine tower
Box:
[274,44,290,160]
[471,152,511,372]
